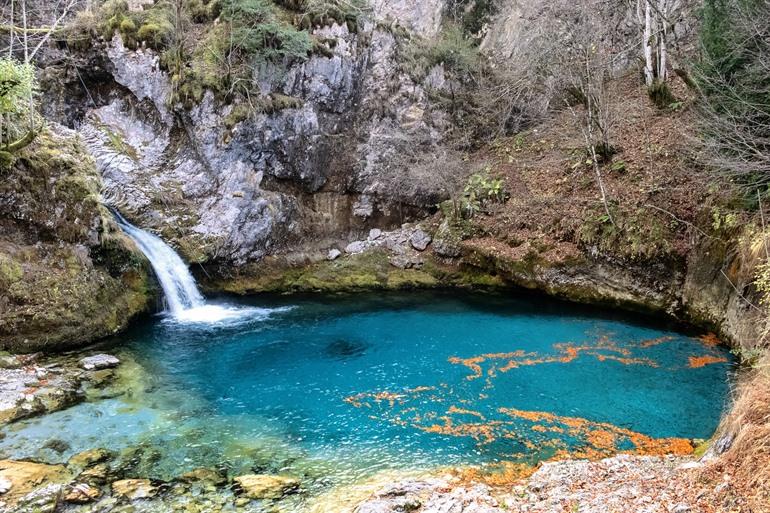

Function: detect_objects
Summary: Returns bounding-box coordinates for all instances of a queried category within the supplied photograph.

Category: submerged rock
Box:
[233,474,299,499]
[79,354,121,371]
[178,468,227,486]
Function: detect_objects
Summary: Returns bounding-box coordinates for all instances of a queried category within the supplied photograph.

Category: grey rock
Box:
[369,228,383,240]
[79,354,120,371]
[15,484,63,513]
[410,229,432,251]
[345,241,368,254]
[390,255,424,270]
[328,248,342,260]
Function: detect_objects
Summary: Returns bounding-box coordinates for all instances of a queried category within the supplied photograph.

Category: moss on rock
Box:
[0,127,154,353]
[205,247,506,294]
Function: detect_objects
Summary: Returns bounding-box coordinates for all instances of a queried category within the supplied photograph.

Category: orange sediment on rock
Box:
[453,461,537,488]
[688,355,728,368]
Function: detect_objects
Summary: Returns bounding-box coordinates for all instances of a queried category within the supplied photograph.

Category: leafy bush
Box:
[461,167,507,218]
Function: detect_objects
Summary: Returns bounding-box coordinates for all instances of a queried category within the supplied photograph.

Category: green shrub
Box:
[222,0,312,62]
[460,166,507,218]
[119,17,137,34]
[405,23,480,81]
[0,58,42,153]
[136,20,173,49]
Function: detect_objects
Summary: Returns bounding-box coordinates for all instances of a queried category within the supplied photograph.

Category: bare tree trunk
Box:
[642,0,654,86]
[657,0,668,82]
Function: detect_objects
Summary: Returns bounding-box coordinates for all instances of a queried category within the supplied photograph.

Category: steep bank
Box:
[0,126,154,352]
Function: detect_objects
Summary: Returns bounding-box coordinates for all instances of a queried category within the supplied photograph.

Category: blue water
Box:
[0,291,733,490]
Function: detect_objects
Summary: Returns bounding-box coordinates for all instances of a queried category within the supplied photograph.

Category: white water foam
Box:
[114,211,290,324]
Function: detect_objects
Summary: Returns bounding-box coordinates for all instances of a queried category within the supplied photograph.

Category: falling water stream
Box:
[112,211,257,323]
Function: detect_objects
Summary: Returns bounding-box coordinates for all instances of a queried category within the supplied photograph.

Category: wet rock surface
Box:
[233,475,300,500]
[0,354,121,426]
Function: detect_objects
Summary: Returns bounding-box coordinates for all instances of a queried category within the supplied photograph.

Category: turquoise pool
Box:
[0,291,733,493]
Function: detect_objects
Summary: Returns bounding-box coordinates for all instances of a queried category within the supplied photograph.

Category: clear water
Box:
[0,291,733,495]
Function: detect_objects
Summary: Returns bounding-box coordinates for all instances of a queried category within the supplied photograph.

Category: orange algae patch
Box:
[698,333,722,347]
[448,406,485,419]
[499,407,694,458]
[419,417,501,444]
[449,336,662,381]
[639,335,676,348]
[688,355,728,368]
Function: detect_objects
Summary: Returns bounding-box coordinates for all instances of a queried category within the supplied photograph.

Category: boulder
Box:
[389,255,424,270]
[233,474,299,499]
[409,230,432,251]
[68,448,113,470]
[327,248,342,261]
[111,478,157,500]
[345,241,368,254]
[0,460,71,505]
[79,354,120,371]
[369,228,383,240]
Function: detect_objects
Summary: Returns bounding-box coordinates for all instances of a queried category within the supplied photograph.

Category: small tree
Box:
[0,57,40,162]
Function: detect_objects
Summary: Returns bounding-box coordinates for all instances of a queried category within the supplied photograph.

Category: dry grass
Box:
[694,357,770,512]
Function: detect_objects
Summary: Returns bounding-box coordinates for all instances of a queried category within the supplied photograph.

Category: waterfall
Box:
[112,211,205,315]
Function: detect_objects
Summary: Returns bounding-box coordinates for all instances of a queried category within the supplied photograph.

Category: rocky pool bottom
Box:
[0,291,734,512]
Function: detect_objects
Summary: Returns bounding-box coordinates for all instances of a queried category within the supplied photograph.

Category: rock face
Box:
[51,4,457,273]
[0,127,153,352]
